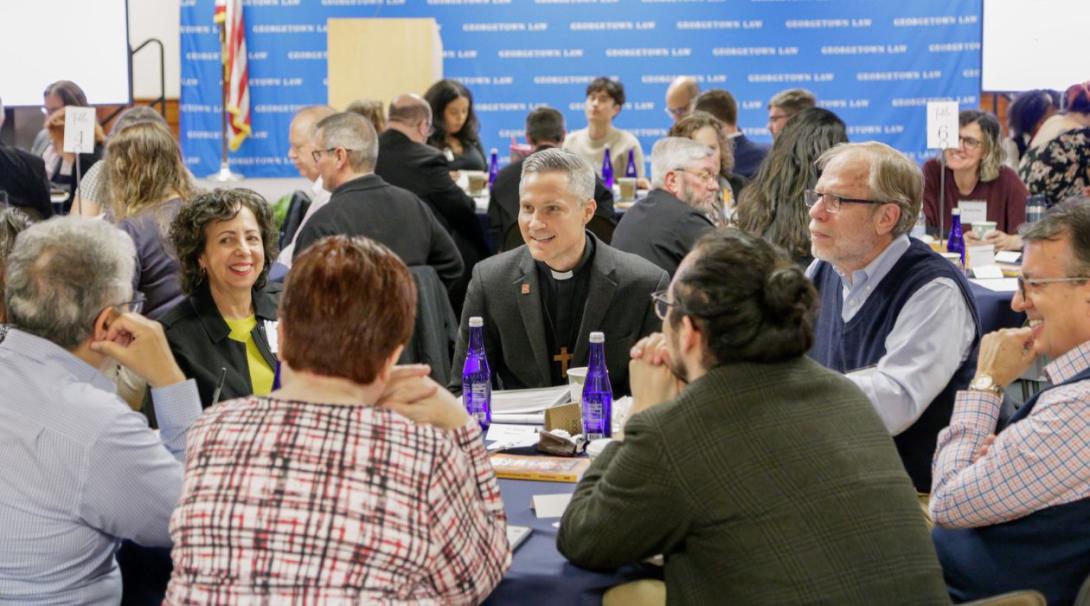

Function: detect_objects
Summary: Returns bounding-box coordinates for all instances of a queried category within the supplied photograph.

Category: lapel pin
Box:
[521,283,530,295]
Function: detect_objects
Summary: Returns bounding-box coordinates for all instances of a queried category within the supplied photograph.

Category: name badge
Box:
[959,200,988,225]
[264,320,279,355]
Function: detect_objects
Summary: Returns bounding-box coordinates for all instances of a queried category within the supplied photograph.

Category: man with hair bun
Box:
[559,228,948,604]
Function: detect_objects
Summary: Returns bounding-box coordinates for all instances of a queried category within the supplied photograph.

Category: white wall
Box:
[129,0,181,99]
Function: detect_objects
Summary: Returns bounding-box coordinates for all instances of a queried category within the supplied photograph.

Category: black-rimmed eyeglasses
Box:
[1017,275,1090,299]
[803,189,888,214]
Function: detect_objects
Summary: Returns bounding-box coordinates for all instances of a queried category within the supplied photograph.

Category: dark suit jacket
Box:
[161,282,281,408]
[558,359,950,605]
[488,150,616,247]
[449,236,668,396]
[292,174,463,290]
[731,133,769,180]
[611,189,715,276]
[375,129,489,261]
[0,142,50,219]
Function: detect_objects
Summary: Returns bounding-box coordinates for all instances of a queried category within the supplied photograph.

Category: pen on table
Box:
[210,367,227,406]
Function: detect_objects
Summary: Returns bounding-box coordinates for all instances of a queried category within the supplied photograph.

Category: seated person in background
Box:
[162,189,281,407]
[489,106,614,249]
[923,110,1028,251]
[807,142,981,496]
[276,105,337,265]
[558,229,949,605]
[0,217,199,604]
[44,105,105,215]
[664,76,699,124]
[766,87,816,139]
[1020,82,1090,209]
[563,76,647,182]
[930,199,1090,605]
[451,149,667,395]
[72,105,174,218]
[612,138,718,276]
[0,95,50,219]
[0,207,32,322]
[106,122,194,320]
[425,79,487,172]
[736,107,848,265]
[696,88,769,179]
[375,93,489,310]
[1002,89,1059,171]
[292,112,463,290]
[668,110,743,224]
[345,98,385,134]
[31,80,89,157]
[165,235,510,604]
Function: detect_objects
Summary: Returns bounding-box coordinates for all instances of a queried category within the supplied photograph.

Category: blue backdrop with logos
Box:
[180,0,982,178]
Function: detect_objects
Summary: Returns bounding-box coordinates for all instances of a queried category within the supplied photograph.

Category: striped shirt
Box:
[0,327,201,605]
[930,340,1090,527]
[165,396,511,605]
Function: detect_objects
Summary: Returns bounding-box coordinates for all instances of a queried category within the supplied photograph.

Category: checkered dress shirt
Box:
[930,340,1090,527]
[164,397,510,604]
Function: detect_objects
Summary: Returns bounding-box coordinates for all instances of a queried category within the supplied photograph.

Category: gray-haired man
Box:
[612,137,720,275]
[450,148,668,395]
[0,217,200,604]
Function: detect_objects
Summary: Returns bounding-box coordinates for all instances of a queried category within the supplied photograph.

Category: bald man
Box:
[278,105,337,264]
[665,76,699,124]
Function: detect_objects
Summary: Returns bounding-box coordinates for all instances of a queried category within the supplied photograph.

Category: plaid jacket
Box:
[164,397,510,605]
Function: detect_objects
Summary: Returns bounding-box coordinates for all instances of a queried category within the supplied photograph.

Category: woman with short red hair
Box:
[164,235,511,605]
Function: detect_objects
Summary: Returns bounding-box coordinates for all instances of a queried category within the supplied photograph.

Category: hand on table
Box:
[90,312,185,388]
[982,230,1022,251]
[627,333,682,418]
[378,364,471,430]
[976,327,1037,389]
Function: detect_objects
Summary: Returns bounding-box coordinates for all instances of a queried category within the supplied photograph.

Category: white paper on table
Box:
[532,493,573,518]
[971,277,1019,292]
[967,244,995,269]
[491,385,571,414]
[958,200,988,226]
[995,251,1022,264]
[972,265,1006,280]
[490,413,545,426]
[485,423,540,448]
[926,101,960,149]
[63,106,96,154]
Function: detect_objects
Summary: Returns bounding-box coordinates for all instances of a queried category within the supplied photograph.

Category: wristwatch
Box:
[969,374,1004,397]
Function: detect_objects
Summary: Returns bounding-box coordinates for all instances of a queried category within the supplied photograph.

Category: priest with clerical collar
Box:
[450,148,668,396]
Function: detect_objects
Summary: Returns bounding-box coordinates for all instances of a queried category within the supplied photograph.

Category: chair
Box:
[397,265,458,385]
[276,190,312,251]
[1076,570,1090,606]
[962,590,1047,606]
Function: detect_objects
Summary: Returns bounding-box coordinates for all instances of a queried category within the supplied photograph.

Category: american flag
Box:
[214,0,251,151]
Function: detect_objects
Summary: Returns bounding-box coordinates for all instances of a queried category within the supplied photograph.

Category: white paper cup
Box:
[618,177,637,201]
[973,220,997,239]
[566,366,588,404]
[466,171,487,194]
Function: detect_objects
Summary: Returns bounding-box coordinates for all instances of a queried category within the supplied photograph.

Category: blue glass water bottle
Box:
[624,149,638,178]
[488,148,500,187]
[601,147,614,189]
[947,207,965,266]
[462,316,492,430]
[581,331,613,440]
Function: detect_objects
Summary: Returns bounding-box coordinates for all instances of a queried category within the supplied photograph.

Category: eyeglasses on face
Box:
[958,135,983,150]
[804,189,887,214]
[116,292,146,315]
[311,147,363,163]
[1017,275,1090,299]
[651,290,675,320]
[676,168,717,184]
[665,105,692,119]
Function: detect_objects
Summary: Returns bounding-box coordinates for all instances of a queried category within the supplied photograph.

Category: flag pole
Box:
[208,5,242,182]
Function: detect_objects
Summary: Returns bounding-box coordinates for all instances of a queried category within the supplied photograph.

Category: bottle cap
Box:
[589,331,605,343]
[469,316,484,327]
[952,208,961,215]
[489,147,498,154]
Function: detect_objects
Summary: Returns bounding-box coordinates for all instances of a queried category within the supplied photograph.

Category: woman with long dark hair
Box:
[424,79,487,172]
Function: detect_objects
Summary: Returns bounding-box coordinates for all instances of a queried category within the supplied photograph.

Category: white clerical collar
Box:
[550,268,574,280]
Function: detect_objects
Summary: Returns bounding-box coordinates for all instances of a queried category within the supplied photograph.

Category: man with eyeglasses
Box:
[767,88,816,139]
[292,111,463,293]
[613,137,719,275]
[664,76,699,125]
[806,142,981,501]
[929,198,1090,604]
[0,217,201,604]
[559,229,949,604]
[276,105,336,266]
[374,93,490,310]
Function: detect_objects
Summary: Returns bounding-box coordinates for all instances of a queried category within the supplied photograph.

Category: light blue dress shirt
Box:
[806,235,976,435]
[0,328,200,605]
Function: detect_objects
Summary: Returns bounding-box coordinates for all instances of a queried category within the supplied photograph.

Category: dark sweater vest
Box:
[809,239,981,492]
[933,365,1090,605]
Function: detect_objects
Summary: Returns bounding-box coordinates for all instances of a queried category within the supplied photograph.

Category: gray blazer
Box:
[449,235,669,396]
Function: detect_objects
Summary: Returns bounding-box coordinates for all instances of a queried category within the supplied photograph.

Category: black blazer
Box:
[611,189,716,276]
[291,174,464,290]
[488,148,616,247]
[0,143,50,219]
[731,134,770,180]
[161,282,281,407]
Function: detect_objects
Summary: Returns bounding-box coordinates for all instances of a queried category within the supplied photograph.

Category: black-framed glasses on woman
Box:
[651,290,676,320]
[803,189,888,214]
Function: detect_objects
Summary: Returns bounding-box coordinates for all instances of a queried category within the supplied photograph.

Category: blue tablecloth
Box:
[969,280,1024,333]
[484,478,661,606]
